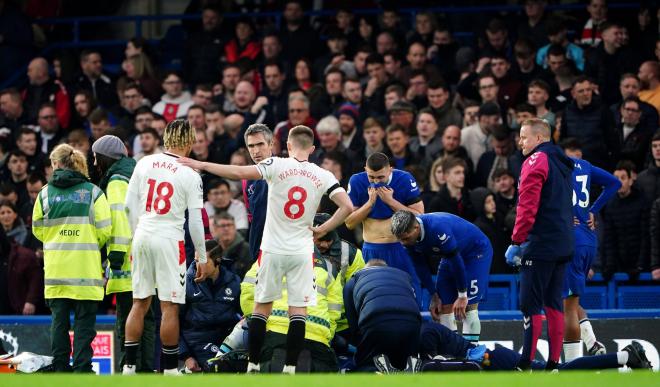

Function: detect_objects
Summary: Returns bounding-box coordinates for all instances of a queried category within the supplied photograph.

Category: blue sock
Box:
[559,354,619,370]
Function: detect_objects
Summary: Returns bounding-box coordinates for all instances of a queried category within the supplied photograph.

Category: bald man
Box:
[638,61,660,114]
[22,57,71,128]
[505,118,574,370]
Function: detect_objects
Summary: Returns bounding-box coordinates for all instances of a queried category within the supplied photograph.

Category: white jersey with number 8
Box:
[127,152,204,240]
[256,157,343,255]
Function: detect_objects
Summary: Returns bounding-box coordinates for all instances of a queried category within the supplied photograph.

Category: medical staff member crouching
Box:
[240,249,343,372]
[179,240,242,372]
[32,143,111,372]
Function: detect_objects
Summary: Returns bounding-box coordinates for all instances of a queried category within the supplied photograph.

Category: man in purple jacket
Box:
[505,118,574,370]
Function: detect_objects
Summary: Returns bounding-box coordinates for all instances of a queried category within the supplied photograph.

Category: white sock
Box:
[282,365,296,374]
[579,319,597,349]
[440,313,457,332]
[247,362,260,373]
[563,341,583,362]
[617,351,629,366]
[122,364,136,375]
[163,368,180,375]
[462,309,481,343]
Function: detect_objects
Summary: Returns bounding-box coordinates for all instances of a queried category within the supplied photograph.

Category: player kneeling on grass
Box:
[179,240,242,373]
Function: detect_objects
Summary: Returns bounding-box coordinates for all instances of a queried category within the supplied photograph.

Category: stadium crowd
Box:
[0,0,658,373]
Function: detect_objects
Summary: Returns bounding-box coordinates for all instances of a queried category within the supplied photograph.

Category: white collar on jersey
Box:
[416,216,425,242]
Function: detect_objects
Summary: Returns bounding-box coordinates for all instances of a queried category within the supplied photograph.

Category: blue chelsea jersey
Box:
[347,169,421,219]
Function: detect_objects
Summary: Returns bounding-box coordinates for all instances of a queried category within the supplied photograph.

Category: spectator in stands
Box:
[0,88,29,133]
[211,213,252,279]
[388,100,416,133]
[279,0,320,64]
[337,103,364,153]
[435,125,473,173]
[120,53,161,104]
[133,127,161,161]
[408,11,436,47]
[427,79,462,130]
[428,156,475,221]
[191,128,221,167]
[477,74,500,107]
[215,64,241,113]
[406,70,429,110]
[313,27,348,81]
[462,102,500,169]
[183,5,225,87]
[481,18,512,60]
[191,84,214,109]
[261,61,289,124]
[0,227,43,316]
[470,187,507,274]
[476,125,522,191]
[292,58,314,92]
[311,67,345,119]
[638,61,660,114]
[15,127,46,174]
[1,199,35,249]
[537,16,585,72]
[401,42,440,86]
[128,107,154,156]
[650,197,660,280]
[88,108,112,142]
[67,129,97,184]
[273,94,316,156]
[261,31,285,69]
[18,173,45,240]
[179,240,241,372]
[580,0,608,48]
[71,89,98,134]
[225,17,260,64]
[616,97,654,172]
[76,50,117,109]
[512,39,543,88]
[586,21,637,106]
[492,168,517,222]
[427,24,460,85]
[116,83,147,135]
[561,76,617,169]
[384,51,403,80]
[35,103,64,155]
[376,31,397,56]
[517,0,549,49]
[23,57,71,128]
[311,115,356,174]
[364,54,390,117]
[602,160,650,281]
[360,117,387,164]
[355,15,378,51]
[462,101,480,127]
[610,74,659,136]
[636,132,660,202]
[352,45,372,85]
[421,158,445,208]
[385,124,420,170]
[204,179,249,234]
[152,71,192,122]
[232,81,270,127]
[1,150,29,206]
[384,84,405,113]
[187,105,207,134]
[409,108,442,167]
[491,54,524,112]
[527,79,555,127]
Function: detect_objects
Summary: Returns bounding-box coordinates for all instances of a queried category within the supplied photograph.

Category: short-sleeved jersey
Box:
[347,169,421,219]
[256,157,343,255]
[127,152,203,240]
[570,157,621,247]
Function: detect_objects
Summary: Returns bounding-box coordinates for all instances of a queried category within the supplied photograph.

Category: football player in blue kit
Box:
[560,138,621,361]
[390,210,492,343]
[345,153,424,304]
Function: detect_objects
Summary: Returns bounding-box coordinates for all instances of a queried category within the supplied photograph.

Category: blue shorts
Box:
[436,248,492,305]
[563,244,596,298]
[362,241,422,305]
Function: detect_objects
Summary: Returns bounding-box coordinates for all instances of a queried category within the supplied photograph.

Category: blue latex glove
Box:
[466,344,487,363]
[505,244,522,267]
[105,267,129,280]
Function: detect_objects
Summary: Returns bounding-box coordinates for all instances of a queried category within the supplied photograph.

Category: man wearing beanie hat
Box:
[92,135,155,372]
[337,103,365,153]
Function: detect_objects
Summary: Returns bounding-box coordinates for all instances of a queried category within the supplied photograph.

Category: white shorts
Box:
[131,231,186,304]
[255,250,316,307]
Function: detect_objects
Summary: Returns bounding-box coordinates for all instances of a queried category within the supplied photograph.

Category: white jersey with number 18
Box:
[256,156,344,255]
[126,152,203,240]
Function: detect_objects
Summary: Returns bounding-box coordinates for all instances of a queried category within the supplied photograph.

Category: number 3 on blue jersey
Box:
[572,174,589,208]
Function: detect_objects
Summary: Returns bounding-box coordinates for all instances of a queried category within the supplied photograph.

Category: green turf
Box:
[0,372,658,387]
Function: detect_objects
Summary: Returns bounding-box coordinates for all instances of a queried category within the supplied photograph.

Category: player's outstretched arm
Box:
[178,157,262,180]
[313,190,353,239]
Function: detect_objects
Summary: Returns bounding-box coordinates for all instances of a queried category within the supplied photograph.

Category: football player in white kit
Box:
[179,125,353,374]
[122,119,209,375]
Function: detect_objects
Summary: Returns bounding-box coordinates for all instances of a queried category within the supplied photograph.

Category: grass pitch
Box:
[0,372,658,387]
